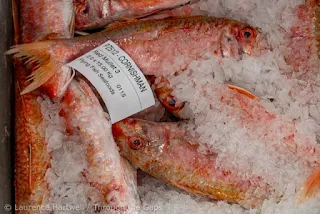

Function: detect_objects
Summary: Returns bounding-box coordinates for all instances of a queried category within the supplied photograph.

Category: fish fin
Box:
[6,42,60,94]
[227,85,258,100]
[298,165,320,203]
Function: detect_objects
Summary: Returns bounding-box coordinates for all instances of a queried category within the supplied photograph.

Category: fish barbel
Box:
[12,0,73,212]
[74,0,196,30]
[61,79,140,212]
[112,118,277,208]
[7,16,270,96]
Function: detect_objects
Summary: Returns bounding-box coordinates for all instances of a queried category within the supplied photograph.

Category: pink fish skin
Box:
[7,16,270,95]
[140,1,204,21]
[74,0,196,30]
[284,1,320,200]
[20,0,74,43]
[20,0,75,98]
[286,0,320,73]
[12,0,73,212]
[112,118,277,208]
[61,79,139,212]
[149,77,320,204]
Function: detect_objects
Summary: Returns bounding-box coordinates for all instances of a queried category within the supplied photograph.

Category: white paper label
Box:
[66,40,155,123]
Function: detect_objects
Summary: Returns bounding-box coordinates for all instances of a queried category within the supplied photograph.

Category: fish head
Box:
[112,119,170,165]
[220,21,270,57]
[234,23,270,56]
[149,76,184,119]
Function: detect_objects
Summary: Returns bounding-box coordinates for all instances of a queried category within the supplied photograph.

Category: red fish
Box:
[12,0,74,212]
[61,79,140,212]
[150,77,320,204]
[7,16,269,96]
[112,118,277,208]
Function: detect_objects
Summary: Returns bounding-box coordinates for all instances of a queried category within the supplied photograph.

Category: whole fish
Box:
[149,77,320,203]
[12,0,73,212]
[61,79,140,212]
[7,16,270,96]
[112,118,278,208]
[74,0,195,30]
[14,61,50,214]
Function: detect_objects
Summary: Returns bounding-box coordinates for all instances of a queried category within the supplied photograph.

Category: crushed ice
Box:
[38,96,103,214]
[38,0,320,213]
[139,0,320,213]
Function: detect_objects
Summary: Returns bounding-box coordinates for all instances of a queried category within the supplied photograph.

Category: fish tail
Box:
[299,165,320,203]
[6,41,62,95]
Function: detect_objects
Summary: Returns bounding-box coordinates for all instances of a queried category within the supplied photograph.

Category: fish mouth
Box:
[112,122,126,149]
[241,32,271,56]
[243,42,271,57]
[257,34,272,53]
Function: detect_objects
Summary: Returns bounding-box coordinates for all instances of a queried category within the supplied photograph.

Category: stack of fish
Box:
[7,0,320,213]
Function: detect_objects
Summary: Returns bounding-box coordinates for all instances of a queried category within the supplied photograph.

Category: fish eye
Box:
[167,96,176,107]
[163,95,179,110]
[244,31,251,38]
[133,140,140,146]
[129,137,143,150]
[241,28,255,39]
[161,95,185,114]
